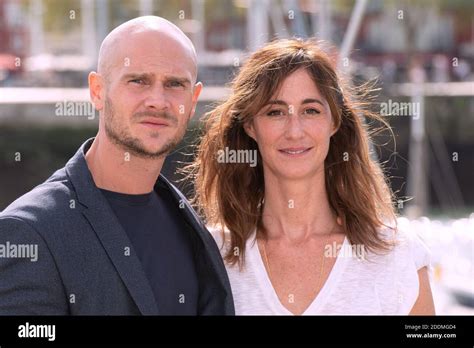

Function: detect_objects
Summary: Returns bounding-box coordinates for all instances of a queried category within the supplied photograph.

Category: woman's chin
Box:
[272,168,321,181]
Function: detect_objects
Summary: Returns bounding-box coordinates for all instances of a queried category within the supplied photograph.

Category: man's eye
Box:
[266,109,284,116]
[129,79,145,85]
[167,81,185,88]
[304,108,321,115]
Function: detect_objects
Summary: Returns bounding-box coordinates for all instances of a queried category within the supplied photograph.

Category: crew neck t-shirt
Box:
[100,186,198,315]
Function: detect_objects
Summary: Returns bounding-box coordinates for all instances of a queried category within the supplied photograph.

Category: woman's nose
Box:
[284,114,305,139]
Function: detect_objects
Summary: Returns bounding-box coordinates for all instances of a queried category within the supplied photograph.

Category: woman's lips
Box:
[278,147,313,156]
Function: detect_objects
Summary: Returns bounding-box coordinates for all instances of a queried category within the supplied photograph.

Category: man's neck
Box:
[85,134,165,194]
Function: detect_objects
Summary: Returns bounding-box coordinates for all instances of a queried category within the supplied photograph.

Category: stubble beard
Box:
[103,97,186,159]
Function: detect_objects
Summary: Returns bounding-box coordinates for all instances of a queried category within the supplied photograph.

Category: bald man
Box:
[0,16,235,315]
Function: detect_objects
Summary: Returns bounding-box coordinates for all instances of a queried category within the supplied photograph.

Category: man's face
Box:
[98,32,201,159]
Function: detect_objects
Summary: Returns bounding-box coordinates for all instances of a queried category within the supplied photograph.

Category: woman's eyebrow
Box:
[301,98,325,106]
[266,98,325,106]
[266,100,287,106]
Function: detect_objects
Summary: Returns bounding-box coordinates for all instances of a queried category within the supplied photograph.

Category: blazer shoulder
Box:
[1,167,78,228]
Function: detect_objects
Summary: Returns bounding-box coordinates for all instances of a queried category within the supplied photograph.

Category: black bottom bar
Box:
[0,315,472,346]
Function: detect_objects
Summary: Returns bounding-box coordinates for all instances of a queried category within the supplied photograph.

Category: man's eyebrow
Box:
[121,73,153,81]
[266,98,325,106]
[164,76,192,85]
[121,73,191,85]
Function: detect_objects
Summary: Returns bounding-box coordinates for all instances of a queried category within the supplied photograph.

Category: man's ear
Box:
[244,120,257,141]
[189,82,203,119]
[89,72,105,111]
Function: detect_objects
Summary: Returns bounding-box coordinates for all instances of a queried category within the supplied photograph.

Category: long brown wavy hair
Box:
[186,38,397,267]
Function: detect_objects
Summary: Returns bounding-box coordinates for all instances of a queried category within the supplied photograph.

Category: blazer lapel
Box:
[66,138,159,315]
[156,175,235,314]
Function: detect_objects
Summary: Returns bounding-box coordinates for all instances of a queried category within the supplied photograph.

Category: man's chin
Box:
[131,145,171,159]
[107,128,178,159]
[133,139,178,158]
[109,137,168,159]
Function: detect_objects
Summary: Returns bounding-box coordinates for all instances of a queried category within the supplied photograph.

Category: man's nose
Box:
[143,83,170,110]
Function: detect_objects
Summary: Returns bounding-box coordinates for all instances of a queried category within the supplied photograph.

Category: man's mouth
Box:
[139,117,170,129]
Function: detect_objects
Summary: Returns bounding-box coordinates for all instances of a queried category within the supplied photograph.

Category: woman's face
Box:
[245,68,336,181]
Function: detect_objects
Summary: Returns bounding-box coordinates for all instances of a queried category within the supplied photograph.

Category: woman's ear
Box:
[330,113,340,137]
[244,120,257,141]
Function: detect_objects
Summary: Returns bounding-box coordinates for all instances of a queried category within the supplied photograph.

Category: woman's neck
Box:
[261,170,338,243]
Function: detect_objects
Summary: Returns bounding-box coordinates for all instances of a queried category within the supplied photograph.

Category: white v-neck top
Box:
[210,225,431,315]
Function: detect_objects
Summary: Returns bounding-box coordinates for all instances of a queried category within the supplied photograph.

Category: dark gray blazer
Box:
[0,138,234,315]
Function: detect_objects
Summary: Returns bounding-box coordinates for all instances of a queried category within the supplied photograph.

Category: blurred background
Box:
[0,0,473,314]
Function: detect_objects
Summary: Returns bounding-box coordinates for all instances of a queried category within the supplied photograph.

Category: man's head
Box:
[89,16,202,159]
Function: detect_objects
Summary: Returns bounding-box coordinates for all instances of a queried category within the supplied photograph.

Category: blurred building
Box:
[0,0,473,215]
[0,0,27,81]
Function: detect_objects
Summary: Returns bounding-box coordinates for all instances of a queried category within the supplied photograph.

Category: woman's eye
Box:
[304,108,321,115]
[266,109,284,116]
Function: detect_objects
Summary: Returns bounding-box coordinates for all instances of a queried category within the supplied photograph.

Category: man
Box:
[0,16,234,315]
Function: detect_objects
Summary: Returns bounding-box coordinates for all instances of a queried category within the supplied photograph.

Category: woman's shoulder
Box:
[206,225,259,273]
[361,219,432,273]
[392,218,432,270]
[207,224,232,254]
[332,220,432,314]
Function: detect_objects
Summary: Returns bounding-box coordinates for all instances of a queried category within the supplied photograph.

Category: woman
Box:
[188,38,435,315]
